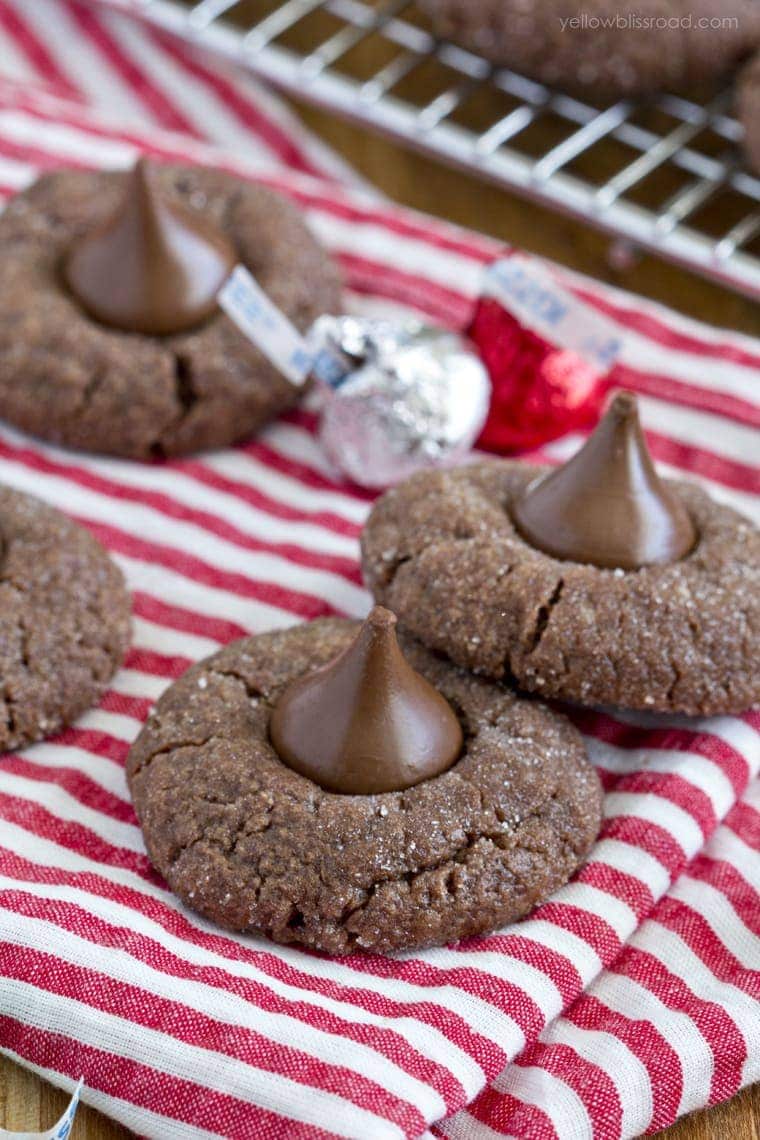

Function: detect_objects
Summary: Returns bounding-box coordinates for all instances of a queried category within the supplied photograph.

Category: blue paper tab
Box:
[0,1079,83,1140]
[484,258,624,371]
[218,266,314,387]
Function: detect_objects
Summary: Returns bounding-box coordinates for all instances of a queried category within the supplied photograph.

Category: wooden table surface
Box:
[2,10,758,1137]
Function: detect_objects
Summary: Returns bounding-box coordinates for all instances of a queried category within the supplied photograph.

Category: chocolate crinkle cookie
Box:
[127,619,601,956]
[0,165,341,458]
[0,485,130,750]
[421,0,760,173]
[418,0,760,98]
[737,51,760,174]
[361,464,760,717]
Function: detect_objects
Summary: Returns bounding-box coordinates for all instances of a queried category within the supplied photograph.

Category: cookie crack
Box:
[375,551,411,592]
[337,792,569,948]
[172,352,197,414]
[151,351,200,457]
[0,574,26,595]
[451,768,488,814]
[527,577,564,656]
[17,614,30,670]
[1,684,19,737]
[167,792,278,874]
[205,785,555,927]
[666,656,683,705]
[355,791,563,905]
[208,666,266,704]
[131,734,222,779]
[231,809,276,853]
[76,367,107,415]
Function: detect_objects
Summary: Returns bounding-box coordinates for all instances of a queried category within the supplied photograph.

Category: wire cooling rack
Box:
[93,0,760,299]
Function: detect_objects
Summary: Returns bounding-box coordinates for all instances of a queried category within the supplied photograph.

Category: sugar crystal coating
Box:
[361,463,760,715]
[127,618,601,955]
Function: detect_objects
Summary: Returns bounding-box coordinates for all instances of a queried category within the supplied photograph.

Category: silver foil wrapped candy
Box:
[309,315,491,489]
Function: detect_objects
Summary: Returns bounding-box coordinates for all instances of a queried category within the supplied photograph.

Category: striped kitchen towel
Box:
[0,3,757,1138]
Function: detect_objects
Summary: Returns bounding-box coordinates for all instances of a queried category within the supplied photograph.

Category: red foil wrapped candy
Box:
[470,258,623,453]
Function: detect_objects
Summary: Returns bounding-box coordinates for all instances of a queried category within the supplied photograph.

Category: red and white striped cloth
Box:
[0,4,757,1138]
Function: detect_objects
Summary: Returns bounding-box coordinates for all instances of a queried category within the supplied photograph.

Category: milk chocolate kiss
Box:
[63,158,236,336]
[270,607,463,795]
[513,392,697,570]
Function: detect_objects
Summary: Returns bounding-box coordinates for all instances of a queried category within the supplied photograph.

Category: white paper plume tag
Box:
[218,266,313,386]
[0,1079,83,1140]
[218,266,347,388]
[484,257,624,371]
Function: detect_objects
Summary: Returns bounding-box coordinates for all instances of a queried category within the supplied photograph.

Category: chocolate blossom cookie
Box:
[127,608,601,955]
[362,394,759,716]
[418,0,760,98]
[737,51,760,175]
[0,159,341,458]
[0,485,130,750]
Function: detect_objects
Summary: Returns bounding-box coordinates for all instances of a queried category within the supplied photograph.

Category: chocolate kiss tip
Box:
[513,391,697,571]
[609,390,637,416]
[63,158,236,337]
[367,604,396,628]
[269,607,463,796]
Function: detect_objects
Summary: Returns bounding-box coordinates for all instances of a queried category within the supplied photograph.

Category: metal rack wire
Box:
[95,0,760,298]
